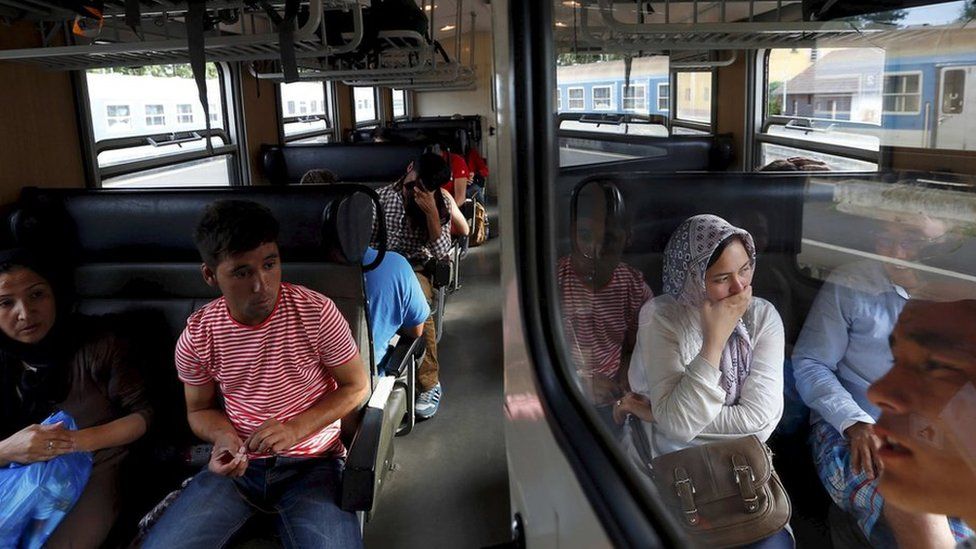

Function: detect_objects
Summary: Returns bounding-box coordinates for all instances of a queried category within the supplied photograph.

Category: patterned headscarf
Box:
[663,215,757,405]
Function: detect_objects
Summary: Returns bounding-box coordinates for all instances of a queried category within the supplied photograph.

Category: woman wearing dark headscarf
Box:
[628,214,785,454]
[0,249,152,548]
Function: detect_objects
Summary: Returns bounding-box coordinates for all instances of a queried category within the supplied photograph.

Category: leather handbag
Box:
[650,435,791,548]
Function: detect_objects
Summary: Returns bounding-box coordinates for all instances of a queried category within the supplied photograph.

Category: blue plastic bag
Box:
[0,410,93,549]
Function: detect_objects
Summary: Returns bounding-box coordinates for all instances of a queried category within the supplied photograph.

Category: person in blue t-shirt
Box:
[363,248,430,366]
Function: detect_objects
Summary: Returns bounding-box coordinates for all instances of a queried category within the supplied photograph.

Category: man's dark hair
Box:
[194,200,280,267]
[414,152,452,191]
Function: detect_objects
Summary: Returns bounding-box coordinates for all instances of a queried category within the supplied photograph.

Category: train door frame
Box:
[936,65,975,150]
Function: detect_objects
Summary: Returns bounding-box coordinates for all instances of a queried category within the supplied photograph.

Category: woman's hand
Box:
[701,286,752,366]
[0,422,76,465]
[613,393,653,425]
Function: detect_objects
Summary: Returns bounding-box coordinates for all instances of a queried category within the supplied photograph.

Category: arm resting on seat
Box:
[379,334,426,378]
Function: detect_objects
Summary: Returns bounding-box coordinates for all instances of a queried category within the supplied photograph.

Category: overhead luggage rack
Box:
[555,0,971,52]
[0,0,369,69]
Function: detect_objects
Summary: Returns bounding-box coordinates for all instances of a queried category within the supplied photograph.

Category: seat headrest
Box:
[12,185,378,266]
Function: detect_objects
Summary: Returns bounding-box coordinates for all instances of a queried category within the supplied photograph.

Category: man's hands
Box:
[413,188,439,218]
[846,421,884,480]
[0,422,75,465]
[701,286,753,367]
[244,418,302,456]
[209,431,248,477]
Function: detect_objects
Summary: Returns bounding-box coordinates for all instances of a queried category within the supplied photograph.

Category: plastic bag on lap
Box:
[0,410,93,549]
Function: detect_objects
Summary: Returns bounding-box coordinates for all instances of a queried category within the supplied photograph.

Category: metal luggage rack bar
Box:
[341,64,475,86]
[0,0,376,69]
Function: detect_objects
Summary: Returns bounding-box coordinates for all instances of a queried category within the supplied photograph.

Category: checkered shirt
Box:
[373,182,452,263]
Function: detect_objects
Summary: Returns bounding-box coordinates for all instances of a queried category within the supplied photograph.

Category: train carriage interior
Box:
[1,0,976,547]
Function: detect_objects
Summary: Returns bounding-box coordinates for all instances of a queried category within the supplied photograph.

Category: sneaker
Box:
[415,383,442,419]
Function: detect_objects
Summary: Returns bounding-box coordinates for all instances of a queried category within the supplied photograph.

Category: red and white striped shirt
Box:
[558,256,652,378]
[175,283,359,458]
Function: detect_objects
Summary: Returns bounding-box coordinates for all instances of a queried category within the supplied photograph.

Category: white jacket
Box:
[628,295,785,457]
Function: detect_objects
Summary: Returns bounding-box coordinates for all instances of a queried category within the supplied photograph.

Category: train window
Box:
[145,105,166,126]
[392,88,408,118]
[622,84,646,111]
[567,86,584,110]
[353,86,379,125]
[279,81,335,144]
[82,63,239,188]
[760,47,883,170]
[674,71,712,125]
[592,85,613,110]
[883,73,922,114]
[942,68,966,114]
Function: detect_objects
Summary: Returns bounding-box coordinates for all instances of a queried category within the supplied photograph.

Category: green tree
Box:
[960,0,976,22]
[89,63,218,79]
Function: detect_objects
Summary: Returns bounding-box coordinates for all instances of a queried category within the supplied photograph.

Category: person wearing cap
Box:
[372,153,468,419]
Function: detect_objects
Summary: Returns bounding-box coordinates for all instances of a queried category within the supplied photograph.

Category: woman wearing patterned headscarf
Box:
[627,214,786,458]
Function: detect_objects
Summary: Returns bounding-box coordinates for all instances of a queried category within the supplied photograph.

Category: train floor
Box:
[363,208,511,548]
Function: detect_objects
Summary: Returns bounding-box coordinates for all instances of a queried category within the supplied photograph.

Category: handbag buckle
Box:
[673,468,700,526]
[732,456,760,513]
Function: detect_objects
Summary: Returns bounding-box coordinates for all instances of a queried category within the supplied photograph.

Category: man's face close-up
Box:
[868,300,976,518]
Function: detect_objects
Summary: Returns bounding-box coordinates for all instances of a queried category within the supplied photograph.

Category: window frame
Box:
[75,62,246,188]
[392,88,410,119]
[176,103,195,124]
[592,84,613,110]
[353,86,380,127]
[656,82,669,112]
[882,70,923,116]
[277,80,337,144]
[144,104,166,127]
[105,104,131,130]
[754,48,881,169]
[671,70,714,133]
[622,83,647,111]
[567,86,585,110]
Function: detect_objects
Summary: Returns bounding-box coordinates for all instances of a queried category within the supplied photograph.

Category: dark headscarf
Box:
[0,249,77,436]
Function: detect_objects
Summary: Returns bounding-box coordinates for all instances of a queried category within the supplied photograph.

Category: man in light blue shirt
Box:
[793,216,968,547]
[363,247,430,367]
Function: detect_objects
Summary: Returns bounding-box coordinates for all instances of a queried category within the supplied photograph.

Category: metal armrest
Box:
[378,334,425,378]
[341,377,406,515]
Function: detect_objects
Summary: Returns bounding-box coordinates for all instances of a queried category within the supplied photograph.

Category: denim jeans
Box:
[143,457,362,549]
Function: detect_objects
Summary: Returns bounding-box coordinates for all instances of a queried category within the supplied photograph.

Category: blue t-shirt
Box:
[363,248,431,366]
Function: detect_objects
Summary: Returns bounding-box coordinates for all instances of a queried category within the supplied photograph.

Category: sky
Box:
[899,1,969,26]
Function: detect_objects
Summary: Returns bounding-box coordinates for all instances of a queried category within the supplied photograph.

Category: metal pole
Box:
[469,11,476,66]
[455,0,463,64]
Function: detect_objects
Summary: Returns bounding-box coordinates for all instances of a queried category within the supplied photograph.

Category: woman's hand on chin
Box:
[0,422,76,465]
[701,286,753,365]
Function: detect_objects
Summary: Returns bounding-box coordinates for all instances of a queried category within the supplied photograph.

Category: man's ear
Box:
[201,263,218,288]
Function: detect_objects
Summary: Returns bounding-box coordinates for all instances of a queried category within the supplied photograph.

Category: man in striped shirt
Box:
[145,200,369,549]
[558,183,652,434]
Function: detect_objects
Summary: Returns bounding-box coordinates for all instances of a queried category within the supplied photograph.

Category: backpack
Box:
[469,201,489,247]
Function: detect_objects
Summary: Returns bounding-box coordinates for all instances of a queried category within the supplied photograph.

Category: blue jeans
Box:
[143,457,362,549]
[739,529,794,549]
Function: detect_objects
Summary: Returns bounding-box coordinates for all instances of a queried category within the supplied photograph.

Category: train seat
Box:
[262,142,425,185]
[557,133,736,171]
[5,185,421,541]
